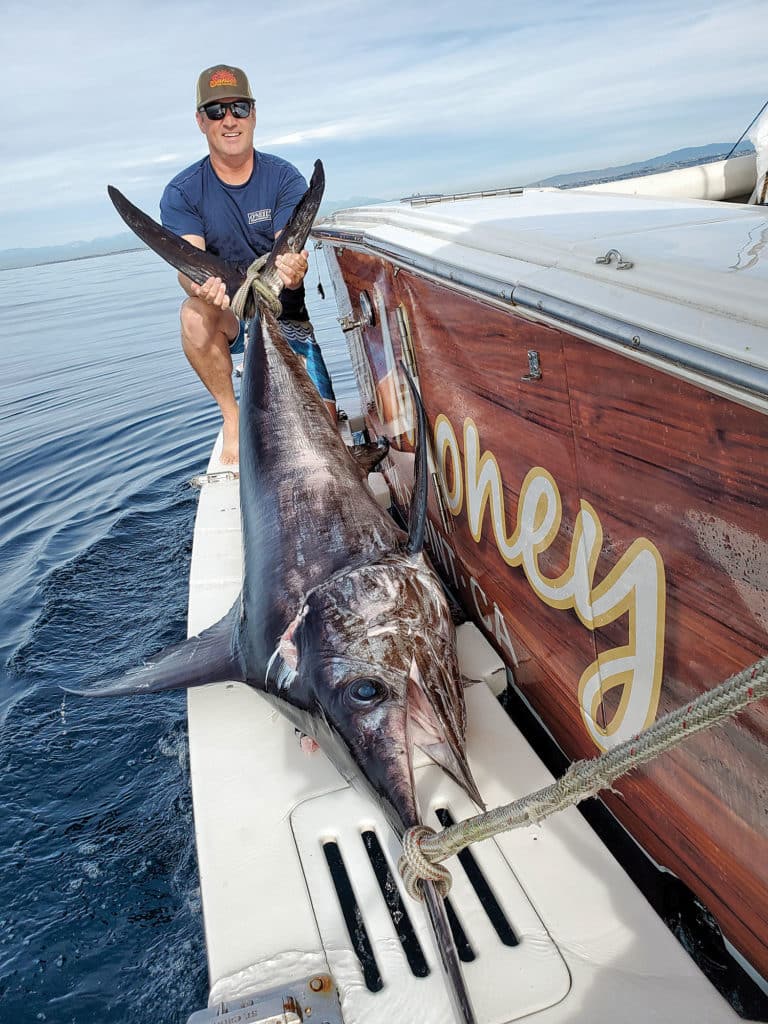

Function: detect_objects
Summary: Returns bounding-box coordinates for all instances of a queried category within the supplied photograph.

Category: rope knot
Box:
[397,825,452,901]
[231,254,283,320]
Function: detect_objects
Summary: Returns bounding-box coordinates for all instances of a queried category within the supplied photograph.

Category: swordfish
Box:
[76,161,484,1024]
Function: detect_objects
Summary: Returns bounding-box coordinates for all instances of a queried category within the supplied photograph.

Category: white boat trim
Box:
[580,152,756,201]
[315,224,768,411]
[314,157,768,411]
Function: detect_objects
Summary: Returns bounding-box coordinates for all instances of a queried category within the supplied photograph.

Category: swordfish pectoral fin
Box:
[407,673,485,810]
[349,436,390,477]
[107,186,246,298]
[64,602,245,697]
[418,740,486,811]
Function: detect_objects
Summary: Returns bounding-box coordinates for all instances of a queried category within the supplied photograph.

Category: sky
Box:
[1,0,766,249]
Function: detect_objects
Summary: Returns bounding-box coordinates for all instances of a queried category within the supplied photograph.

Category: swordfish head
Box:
[267,543,485,1024]
[268,551,483,838]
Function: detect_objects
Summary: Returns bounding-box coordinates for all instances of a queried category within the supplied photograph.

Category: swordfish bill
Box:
[78,160,481,1023]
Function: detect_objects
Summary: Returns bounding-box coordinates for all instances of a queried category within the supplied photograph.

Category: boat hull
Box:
[320,242,768,984]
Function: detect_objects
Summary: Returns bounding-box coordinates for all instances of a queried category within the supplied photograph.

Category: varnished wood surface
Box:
[330,245,768,981]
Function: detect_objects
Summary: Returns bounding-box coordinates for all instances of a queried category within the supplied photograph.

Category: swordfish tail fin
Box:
[64,603,245,697]
[106,185,246,298]
[259,160,325,296]
[108,160,323,315]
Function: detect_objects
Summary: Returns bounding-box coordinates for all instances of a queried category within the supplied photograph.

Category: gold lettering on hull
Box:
[433,414,666,751]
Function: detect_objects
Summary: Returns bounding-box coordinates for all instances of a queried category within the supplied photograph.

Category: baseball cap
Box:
[196,65,254,108]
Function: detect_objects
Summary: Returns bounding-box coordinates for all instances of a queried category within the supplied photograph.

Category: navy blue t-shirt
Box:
[160,150,309,321]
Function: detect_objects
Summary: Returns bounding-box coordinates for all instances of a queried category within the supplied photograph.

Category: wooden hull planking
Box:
[324,244,768,983]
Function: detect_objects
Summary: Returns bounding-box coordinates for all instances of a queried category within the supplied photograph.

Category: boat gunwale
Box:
[312,226,768,409]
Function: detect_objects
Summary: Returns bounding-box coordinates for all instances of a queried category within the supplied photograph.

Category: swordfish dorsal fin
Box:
[64,603,245,697]
[401,362,429,556]
[107,186,246,299]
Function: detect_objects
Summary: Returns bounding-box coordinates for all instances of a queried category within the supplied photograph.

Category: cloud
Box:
[261,112,402,147]
[1,0,766,246]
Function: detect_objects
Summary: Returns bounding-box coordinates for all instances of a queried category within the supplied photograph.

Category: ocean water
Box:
[0,248,356,1023]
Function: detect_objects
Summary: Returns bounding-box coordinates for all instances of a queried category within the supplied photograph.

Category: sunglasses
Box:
[200,100,253,120]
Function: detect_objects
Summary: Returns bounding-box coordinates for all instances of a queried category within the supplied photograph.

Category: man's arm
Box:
[179,234,231,310]
[272,163,311,291]
[176,229,307,304]
[274,229,308,291]
[159,183,229,307]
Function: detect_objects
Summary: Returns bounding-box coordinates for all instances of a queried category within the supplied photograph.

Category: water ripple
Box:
[0,247,356,1022]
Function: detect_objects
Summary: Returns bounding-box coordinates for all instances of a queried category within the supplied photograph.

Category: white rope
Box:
[398,825,452,900]
[230,254,282,320]
[399,655,768,900]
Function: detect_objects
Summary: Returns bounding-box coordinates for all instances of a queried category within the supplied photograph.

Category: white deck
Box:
[318,171,768,381]
[184,439,747,1023]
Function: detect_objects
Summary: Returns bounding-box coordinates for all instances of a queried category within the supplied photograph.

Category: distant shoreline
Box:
[1,246,147,272]
[1,197,384,272]
[1,140,754,272]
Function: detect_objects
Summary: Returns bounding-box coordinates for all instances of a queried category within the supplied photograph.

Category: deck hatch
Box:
[322,840,383,992]
[360,829,432,975]
[435,807,518,947]
[291,767,571,1023]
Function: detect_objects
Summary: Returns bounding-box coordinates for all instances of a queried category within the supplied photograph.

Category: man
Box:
[160,64,336,465]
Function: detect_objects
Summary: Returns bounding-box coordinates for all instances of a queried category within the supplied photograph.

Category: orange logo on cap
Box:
[209,70,238,89]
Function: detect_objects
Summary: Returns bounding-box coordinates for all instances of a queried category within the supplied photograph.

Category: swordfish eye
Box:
[345,676,388,708]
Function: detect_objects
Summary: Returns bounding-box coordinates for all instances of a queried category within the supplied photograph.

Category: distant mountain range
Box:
[0,234,146,272]
[0,198,386,272]
[1,143,754,271]
[533,141,753,188]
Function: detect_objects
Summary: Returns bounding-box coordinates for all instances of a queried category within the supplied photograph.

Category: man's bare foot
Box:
[220,415,239,465]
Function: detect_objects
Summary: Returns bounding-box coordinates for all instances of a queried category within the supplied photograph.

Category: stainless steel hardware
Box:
[339,290,375,333]
[521,350,542,382]
[595,248,634,269]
